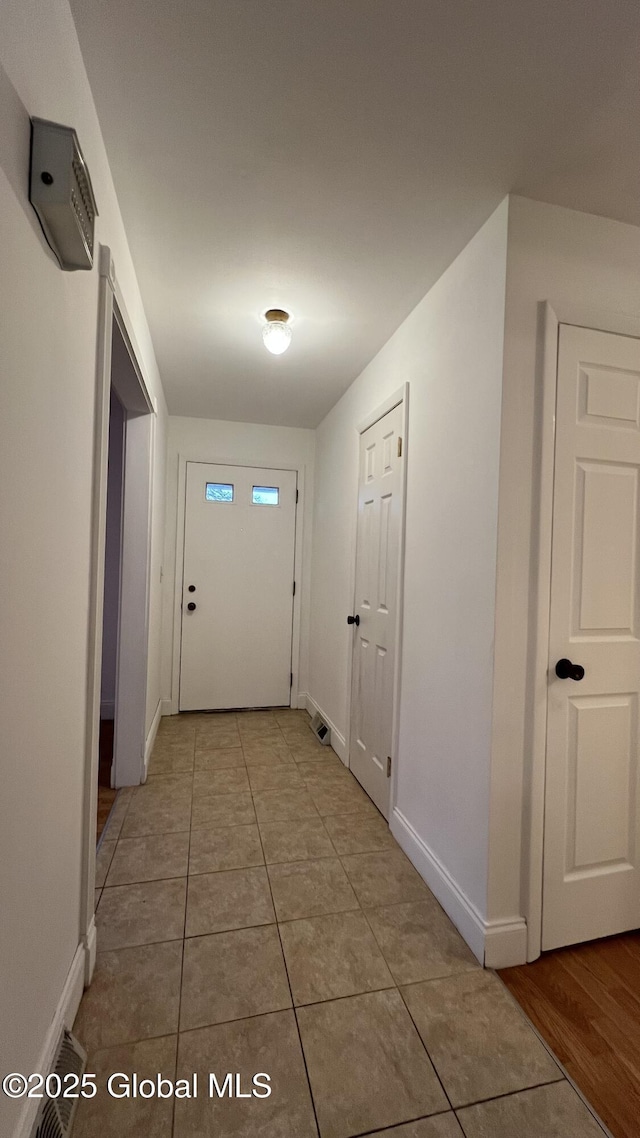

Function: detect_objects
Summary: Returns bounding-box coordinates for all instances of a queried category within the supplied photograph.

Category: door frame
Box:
[345,383,410,819]
[81,245,157,983]
[169,455,308,713]
[525,300,640,962]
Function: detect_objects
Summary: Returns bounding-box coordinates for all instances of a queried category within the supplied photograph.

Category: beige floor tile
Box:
[151,735,195,757]
[366,1118,464,1138]
[280,725,320,746]
[73,941,182,1052]
[158,714,196,736]
[323,811,396,855]
[174,1011,317,1138]
[105,833,190,886]
[297,989,448,1138]
[193,767,250,795]
[97,878,187,949]
[101,787,133,839]
[247,763,304,791]
[95,839,117,887]
[237,712,279,732]
[191,791,256,830]
[195,744,246,769]
[401,970,562,1108]
[189,824,264,874]
[365,899,479,985]
[296,758,352,782]
[242,742,295,767]
[121,795,192,838]
[239,728,287,749]
[186,867,275,935]
[308,779,378,817]
[138,772,194,797]
[180,925,292,1030]
[259,816,336,864]
[341,849,429,908]
[280,910,394,1005]
[195,727,242,750]
[72,1035,177,1138]
[148,748,195,775]
[268,857,358,921]
[290,743,341,763]
[455,1081,607,1137]
[273,709,311,726]
[253,787,319,823]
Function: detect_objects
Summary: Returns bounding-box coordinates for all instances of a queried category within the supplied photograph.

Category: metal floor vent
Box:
[310,711,331,745]
[31,1030,86,1138]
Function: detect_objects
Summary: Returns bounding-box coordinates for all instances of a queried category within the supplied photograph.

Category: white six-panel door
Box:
[349,403,404,818]
[179,462,297,711]
[543,325,640,950]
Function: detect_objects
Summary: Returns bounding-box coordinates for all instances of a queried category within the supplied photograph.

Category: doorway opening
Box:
[93,308,155,851]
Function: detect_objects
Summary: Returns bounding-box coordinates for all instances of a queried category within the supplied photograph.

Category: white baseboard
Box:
[161,698,177,717]
[143,699,162,779]
[84,916,97,986]
[100,699,115,719]
[304,693,348,764]
[484,916,528,968]
[14,941,87,1138]
[296,690,310,711]
[390,808,528,967]
[391,808,486,963]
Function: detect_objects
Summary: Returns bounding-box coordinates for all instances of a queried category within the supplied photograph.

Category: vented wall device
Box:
[29,117,98,270]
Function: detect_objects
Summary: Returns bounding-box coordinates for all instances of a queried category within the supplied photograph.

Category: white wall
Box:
[0,2,167,1134]
[100,391,125,717]
[309,201,509,957]
[488,197,640,959]
[162,416,315,712]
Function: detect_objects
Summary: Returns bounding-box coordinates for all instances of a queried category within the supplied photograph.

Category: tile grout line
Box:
[245,735,322,1138]
[171,726,196,1138]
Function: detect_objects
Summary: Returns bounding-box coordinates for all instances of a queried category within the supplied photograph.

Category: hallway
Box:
[74,710,605,1137]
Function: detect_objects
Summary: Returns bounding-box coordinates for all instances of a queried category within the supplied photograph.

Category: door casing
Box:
[345,384,410,821]
[82,245,157,984]
[524,301,640,961]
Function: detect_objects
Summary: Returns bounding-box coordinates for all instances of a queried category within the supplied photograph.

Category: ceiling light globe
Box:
[262,310,292,355]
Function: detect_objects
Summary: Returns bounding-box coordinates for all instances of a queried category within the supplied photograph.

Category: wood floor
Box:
[500,932,640,1138]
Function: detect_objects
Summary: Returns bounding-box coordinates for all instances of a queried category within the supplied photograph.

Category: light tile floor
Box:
[76,709,606,1138]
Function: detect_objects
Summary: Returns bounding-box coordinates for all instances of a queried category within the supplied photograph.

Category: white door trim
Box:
[81,245,156,984]
[169,455,308,714]
[345,383,410,821]
[525,301,640,962]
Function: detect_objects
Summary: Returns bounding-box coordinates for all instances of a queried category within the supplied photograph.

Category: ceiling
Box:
[70,0,639,427]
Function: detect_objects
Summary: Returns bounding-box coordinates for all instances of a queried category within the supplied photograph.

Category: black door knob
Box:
[347,614,360,626]
[555,658,585,681]
[188,585,196,593]
[187,602,196,612]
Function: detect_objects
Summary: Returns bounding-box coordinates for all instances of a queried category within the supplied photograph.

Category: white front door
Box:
[349,402,404,818]
[543,325,640,950]
[179,462,297,711]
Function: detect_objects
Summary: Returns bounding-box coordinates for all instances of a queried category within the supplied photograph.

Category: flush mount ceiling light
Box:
[262,309,292,355]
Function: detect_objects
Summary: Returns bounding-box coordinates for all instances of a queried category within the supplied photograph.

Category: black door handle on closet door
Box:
[347,614,360,626]
[555,658,585,681]
[187,602,196,612]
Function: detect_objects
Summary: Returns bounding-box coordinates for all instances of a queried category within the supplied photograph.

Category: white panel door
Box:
[543,325,640,950]
[349,403,404,817]
[180,463,297,711]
